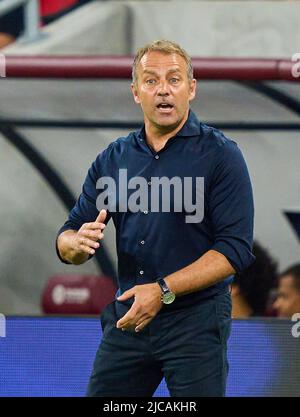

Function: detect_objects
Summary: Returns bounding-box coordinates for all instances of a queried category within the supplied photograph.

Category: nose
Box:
[157,80,170,96]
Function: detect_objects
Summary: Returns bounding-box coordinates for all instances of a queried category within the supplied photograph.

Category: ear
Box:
[131,83,141,105]
[188,79,197,102]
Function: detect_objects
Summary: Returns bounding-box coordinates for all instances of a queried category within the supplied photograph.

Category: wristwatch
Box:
[157,278,176,305]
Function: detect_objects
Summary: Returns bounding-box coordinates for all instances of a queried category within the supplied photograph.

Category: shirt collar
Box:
[176,109,201,137]
[137,109,201,141]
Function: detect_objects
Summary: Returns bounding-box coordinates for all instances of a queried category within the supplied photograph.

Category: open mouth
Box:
[156,103,174,113]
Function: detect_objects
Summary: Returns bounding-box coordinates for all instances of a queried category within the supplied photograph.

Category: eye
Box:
[145,79,156,85]
[170,77,180,84]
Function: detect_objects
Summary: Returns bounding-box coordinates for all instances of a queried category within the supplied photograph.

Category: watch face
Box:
[163,292,176,304]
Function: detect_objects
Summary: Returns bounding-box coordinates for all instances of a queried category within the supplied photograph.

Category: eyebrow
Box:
[142,70,158,77]
[142,68,182,77]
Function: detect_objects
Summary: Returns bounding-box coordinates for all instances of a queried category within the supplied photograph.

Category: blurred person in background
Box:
[0,6,23,48]
[57,39,255,397]
[0,0,92,49]
[231,241,278,318]
[273,264,300,318]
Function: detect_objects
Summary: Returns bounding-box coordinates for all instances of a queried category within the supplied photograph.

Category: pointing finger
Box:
[95,209,107,224]
[117,288,135,302]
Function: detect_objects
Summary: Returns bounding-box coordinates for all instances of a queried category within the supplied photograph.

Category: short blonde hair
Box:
[132,39,193,85]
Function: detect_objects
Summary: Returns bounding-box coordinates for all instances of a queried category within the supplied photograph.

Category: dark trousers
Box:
[86,290,232,397]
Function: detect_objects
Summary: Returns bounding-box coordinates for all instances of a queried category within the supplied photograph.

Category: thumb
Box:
[95,209,107,224]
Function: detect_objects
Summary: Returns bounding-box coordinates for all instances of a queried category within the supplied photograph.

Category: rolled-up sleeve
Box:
[209,141,255,273]
[56,155,110,263]
[57,158,102,236]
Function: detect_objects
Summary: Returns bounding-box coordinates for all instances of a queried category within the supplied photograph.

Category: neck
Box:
[231,293,253,319]
[145,111,189,152]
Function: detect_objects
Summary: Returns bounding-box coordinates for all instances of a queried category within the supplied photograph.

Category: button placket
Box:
[136,165,153,281]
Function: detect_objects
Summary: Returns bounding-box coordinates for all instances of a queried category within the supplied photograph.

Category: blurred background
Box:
[0,0,299,397]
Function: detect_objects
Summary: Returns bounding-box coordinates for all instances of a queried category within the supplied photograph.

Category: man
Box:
[0,6,23,49]
[0,0,91,49]
[273,264,300,318]
[56,40,255,397]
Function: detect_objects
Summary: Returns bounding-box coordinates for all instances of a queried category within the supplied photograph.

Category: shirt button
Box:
[140,240,145,245]
[143,210,148,214]
[147,181,152,186]
[139,139,143,142]
[155,155,159,160]
[139,270,144,275]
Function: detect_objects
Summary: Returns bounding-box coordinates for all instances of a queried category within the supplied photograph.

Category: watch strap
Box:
[157,277,170,295]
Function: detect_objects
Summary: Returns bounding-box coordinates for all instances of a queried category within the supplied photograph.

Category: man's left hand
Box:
[116,283,163,332]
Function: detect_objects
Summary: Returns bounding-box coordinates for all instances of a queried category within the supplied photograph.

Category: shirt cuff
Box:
[55,231,72,265]
[211,240,255,274]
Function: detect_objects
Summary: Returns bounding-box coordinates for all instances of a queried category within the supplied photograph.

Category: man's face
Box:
[273,275,300,318]
[131,51,196,132]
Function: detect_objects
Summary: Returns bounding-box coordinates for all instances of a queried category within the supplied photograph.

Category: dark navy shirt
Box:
[57,110,255,310]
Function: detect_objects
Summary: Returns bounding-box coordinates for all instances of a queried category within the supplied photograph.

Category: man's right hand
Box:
[57,209,107,265]
[73,209,107,256]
